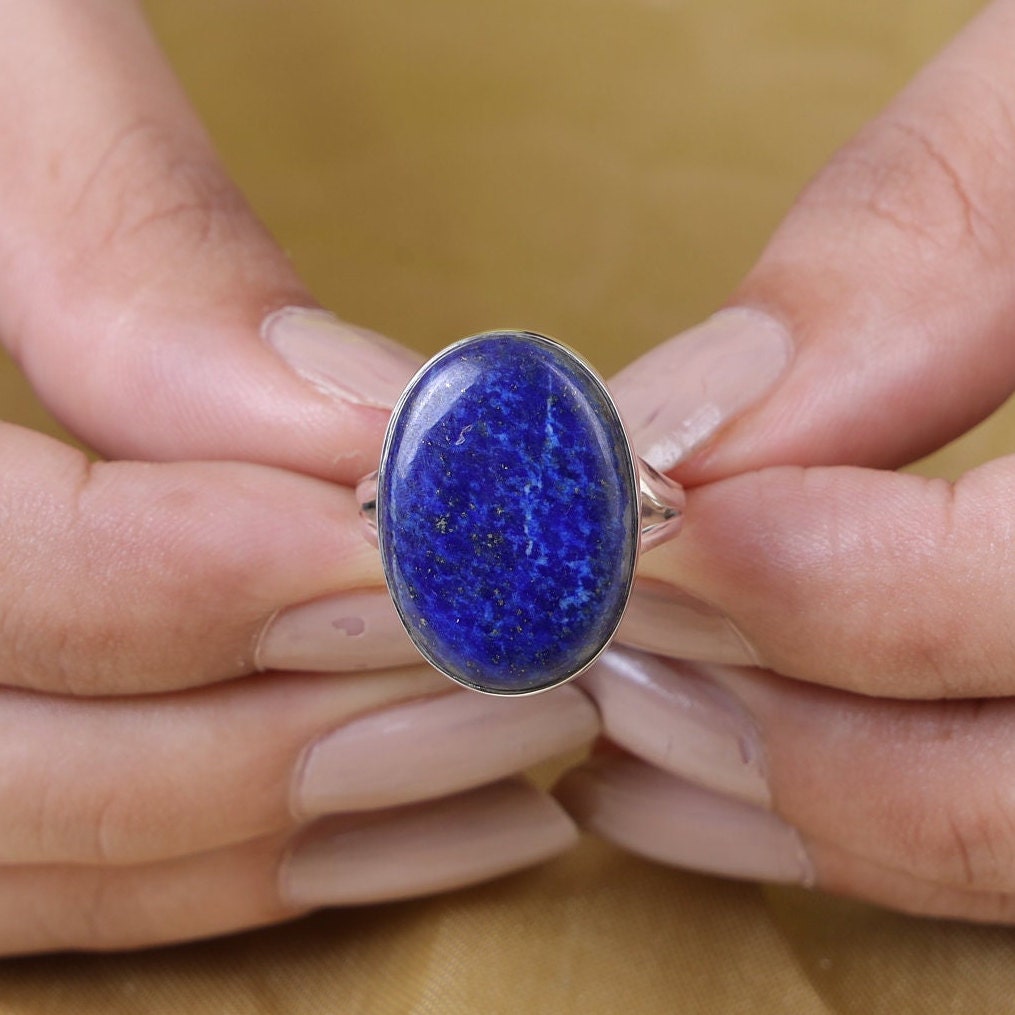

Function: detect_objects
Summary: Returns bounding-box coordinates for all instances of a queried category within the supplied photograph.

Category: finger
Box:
[0,671,595,865]
[624,459,1015,698]
[612,0,1015,481]
[0,422,417,694]
[0,781,576,956]
[570,648,1015,915]
[0,1,420,483]
[555,754,814,888]
[556,754,1015,925]
[810,843,1015,925]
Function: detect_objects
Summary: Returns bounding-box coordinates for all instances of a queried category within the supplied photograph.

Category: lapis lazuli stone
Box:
[377,331,638,695]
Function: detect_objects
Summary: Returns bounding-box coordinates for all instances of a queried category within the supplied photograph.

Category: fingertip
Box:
[292,684,599,817]
[255,589,418,673]
[35,303,416,486]
[0,428,389,695]
[611,308,793,476]
[613,5,1015,485]
[555,755,814,887]
[280,780,579,908]
[633,464,980,697]
[578,649,771,807]
[262,307,423,412]
[0,1,425,485]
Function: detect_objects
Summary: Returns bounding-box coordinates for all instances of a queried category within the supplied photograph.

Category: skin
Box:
[0,0,590,954]
[567,0,1015,923]
[6,0,1015,953]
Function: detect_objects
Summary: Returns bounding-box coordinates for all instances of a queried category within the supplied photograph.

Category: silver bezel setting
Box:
[364,330,682,696]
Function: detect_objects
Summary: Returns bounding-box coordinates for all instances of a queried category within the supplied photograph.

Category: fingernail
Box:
[256,590,419,672]
[293,685,599,816]
[619,578,759,667]
[281,780,578,907]
[556,756,814,886]
[613,307,792,472]
[579,647,769,806]
[263,306,421,409]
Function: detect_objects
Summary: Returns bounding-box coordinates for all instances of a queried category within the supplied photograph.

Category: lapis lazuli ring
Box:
[356,330,684,696]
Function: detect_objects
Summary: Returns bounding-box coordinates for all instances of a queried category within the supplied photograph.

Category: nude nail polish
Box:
[612,307,792,472]
[579,647,769,806]
[293,685,598,816]
[263,306,422,409]
[256,590,418,673]
[556,755,814,886]
[619,578,758,667]
[281,780,578,907]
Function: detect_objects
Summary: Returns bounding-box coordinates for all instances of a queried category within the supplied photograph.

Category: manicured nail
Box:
[579,648,769,806]
[556,756,814,886]
[612,307,792,472]
[293,685,599,816]
[619,578,758,667]
[281,780,578,907]
[256,590,418,672]
[263,306,421,409]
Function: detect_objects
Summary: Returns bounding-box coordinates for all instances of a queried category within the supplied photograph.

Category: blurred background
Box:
[3,2,1013,1013]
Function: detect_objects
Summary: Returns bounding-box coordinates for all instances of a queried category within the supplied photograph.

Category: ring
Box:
[357,330,684,696]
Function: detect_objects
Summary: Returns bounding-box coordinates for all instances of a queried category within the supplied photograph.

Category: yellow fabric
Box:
[1,0,1013,1010]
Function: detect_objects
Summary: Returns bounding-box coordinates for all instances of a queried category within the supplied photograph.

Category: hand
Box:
[0,1,596,954]
[557,0,1015,923]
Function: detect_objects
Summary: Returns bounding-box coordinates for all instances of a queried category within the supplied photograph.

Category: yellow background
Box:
[3,1,1014,1012]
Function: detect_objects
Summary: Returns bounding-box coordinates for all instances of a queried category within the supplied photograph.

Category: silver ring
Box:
[357,330,683,696]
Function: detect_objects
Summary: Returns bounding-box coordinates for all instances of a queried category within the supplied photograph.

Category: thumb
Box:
[625,459,1015,700]
[615,0,1015,699]
[0,1,419,484]
[613,0,1015,483]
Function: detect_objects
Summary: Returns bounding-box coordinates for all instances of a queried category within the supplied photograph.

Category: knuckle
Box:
[802,73,1015,267]
[87,789,125,866]
[866,119,988,255]
[2,459,135,697]
[51,868,128,952]
[66,118,248,272]
[26,768,121,865]
[879,701,1015,892]
[30,621,123,698]
[3,457,251,697]
[887,879,1015,923]
[910,794,1015,891]
[68,871,116,949]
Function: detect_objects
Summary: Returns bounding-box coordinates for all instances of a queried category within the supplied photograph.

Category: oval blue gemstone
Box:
[377,331,638,694]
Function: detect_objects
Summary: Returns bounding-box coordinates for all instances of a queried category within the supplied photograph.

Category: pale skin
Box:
[565,0,1015,924]
[4,0,1015,955]
[0,1,594,954]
